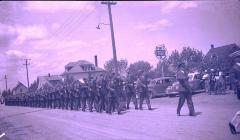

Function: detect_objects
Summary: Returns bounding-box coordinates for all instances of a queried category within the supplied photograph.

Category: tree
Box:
[166,47,204,73]
[104,58,128,75]
[180,46,204,72]
[154,60,175,77]
[127,61,152,79]
[29,80,38,92]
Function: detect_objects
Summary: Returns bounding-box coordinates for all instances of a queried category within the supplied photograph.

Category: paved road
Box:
[0,92,240,140]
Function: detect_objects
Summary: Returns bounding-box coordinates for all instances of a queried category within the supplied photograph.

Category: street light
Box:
[96,23,110,29]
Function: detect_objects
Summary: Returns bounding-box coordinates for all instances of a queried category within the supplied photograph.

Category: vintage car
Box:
[166,72,205,97]
[148,76,176,98]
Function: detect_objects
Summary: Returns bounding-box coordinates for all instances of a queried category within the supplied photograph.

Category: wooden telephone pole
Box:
[101,1,119,75]
[23,59,31,89]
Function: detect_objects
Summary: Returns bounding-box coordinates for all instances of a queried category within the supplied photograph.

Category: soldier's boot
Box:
[139,98,144,110]
[126,96,131,109]
[132,96,138,109]
[146,98,152,110]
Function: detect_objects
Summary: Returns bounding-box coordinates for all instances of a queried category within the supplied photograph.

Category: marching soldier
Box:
[69,86,74,110]
[98,74,108,113]
[54,87,61,109]
[136,72,152,110]
[81,78,89,112]
[106,73,117,114]
[63,86,70,110]
[125,73,138,110]
[88,77,96,112]
[59,87,65,110]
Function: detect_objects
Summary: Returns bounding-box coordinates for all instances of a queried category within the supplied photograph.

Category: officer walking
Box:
[176,63,195,116]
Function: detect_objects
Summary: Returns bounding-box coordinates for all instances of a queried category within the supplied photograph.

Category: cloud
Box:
[0,23,18,48]
[143,1,198,13]
[136,19,172,31]
[6,50,25,58]
[23,1,95,13]
[15,25,48,45]
[51,23,60,30]
[161,1,198,13]
[30,39,88,51]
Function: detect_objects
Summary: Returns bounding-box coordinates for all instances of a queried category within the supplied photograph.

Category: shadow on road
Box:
[0,108,50,120]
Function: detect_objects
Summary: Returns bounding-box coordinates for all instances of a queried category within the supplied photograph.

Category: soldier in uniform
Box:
[54,87,61,109]
[69,86,74,110]
[176,63,195,116]
[98,74,108,113]
[73,84,80,110]
[125,73,138,110]
[87,77,96,112]
[59,87,65,110]
[81,78,88,112]
[136,72,152,110]
[63,86,70,110]
[106,73,118,114]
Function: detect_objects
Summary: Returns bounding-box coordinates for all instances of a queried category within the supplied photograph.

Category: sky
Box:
[0,0,240,90]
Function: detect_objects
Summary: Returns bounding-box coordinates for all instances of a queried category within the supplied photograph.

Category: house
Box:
[203,44,240,72]
[12,81,28,95]
[37,74,64,90]
[229,50,240,80]
[62,60,105,81]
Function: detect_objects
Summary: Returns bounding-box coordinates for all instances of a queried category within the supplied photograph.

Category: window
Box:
[20,88,23,92]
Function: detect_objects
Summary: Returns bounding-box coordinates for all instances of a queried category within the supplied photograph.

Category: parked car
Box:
[148,76,176,98]
[166,72,205,97]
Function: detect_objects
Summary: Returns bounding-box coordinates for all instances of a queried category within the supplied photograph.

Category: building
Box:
[229,50,240,80]
[203,44,240,72]
[37,74,64,90]
[62,60,105,81]
[12,81,28,95]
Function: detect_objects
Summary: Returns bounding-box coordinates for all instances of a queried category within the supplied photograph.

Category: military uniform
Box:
[136,75,151,110]
[88,78,96,112]
[125,74,138,109]
[98,76,108,113]
[176,64,195,116]
[81,79,89,112]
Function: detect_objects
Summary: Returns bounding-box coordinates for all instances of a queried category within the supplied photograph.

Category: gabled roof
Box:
[204,44,240,61]
[37,75,63,89]
[63,60,105,74]
[12,81,27,91]
[229,50,240,58]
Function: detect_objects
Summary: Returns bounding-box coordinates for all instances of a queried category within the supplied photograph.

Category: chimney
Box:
[94,55,98,67]
[211,44,214,49]
[48,73,51,77]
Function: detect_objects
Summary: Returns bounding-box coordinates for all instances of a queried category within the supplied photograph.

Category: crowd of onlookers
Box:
[202,69,240,99]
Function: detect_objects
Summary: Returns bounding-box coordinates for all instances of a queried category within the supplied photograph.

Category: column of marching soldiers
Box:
[4,72,152,115]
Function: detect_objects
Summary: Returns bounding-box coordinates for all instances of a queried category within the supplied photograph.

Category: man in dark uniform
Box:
[176,63,195,116]
[125,73,138,110]
[59,87,65,110]
[98,74,108,113]
[81,78,89,112]
[136,72,152,110]
[63,86,70,110]
[87,77,96,112]
[73,84,80,110]
[69,85,74,110]
[106,73,116,114]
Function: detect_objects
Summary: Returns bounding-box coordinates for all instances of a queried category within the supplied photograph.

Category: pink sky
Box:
[0,1,240,89]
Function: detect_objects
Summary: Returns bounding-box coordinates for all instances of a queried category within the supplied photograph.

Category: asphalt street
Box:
[0,92,240,140]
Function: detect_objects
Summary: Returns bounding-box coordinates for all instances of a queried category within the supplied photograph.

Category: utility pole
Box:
[4,75,7,90]
[101,1,119,75]
[23,59,31,89]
